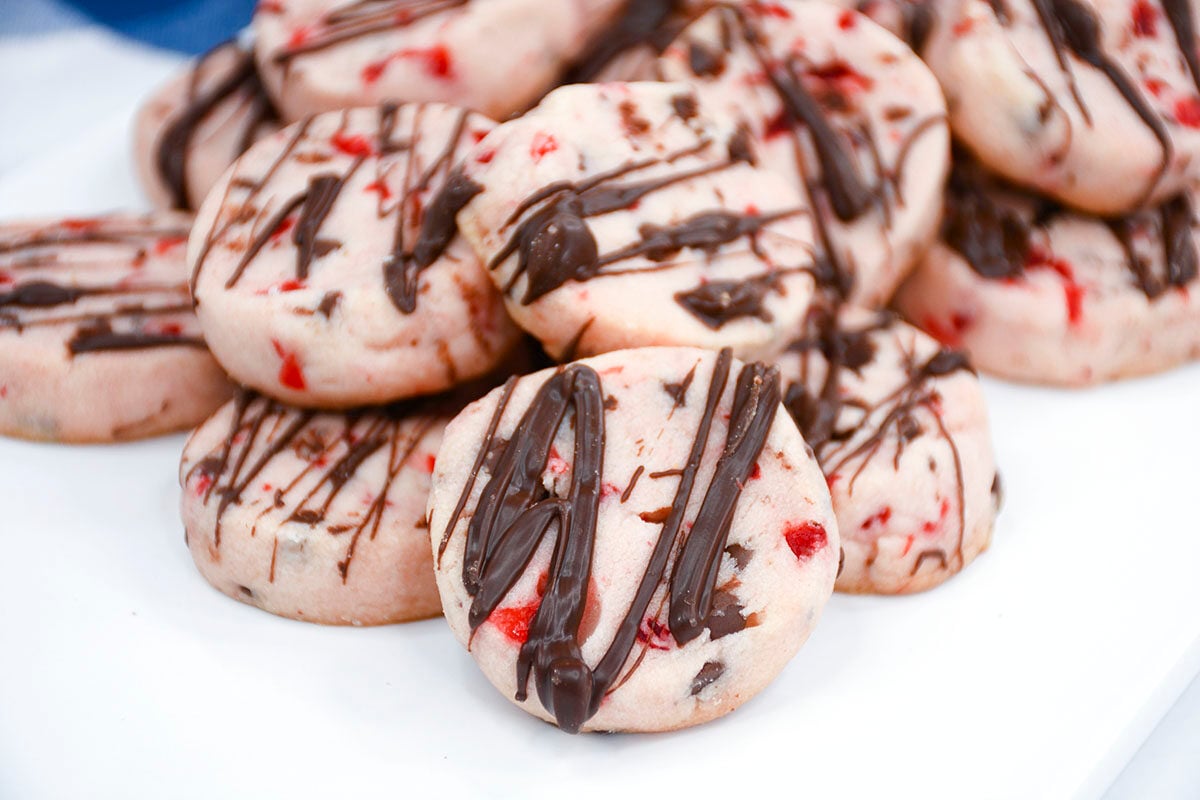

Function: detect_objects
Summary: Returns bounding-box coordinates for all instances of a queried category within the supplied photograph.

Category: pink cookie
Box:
[189,103,522,408]
[253,0,626,121]
[776,307,999,594]
[0,213,232,443]
[428,347,839,733]
[894,164,1200,385]
[655,1,950,307]
[181,391,452,624]
[454,81,821,361]
[923,0,1200,214]
[134,40,281,211]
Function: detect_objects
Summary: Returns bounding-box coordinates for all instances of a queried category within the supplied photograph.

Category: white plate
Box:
[1,58,1198,800]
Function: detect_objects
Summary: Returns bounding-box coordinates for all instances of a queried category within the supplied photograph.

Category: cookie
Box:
[776,307,998,594]
[134,40,281,211]
[830,0,937,45]
[560,0,711,83]
[428,347,839,733]
[922,0,1200,215]
[253,0,626,121]
[655,1,950,307]
[894,164,1200,384]
[453,81,821,361]
[180,391,452,625]
[188,103,522,408]
[0,213,232,443]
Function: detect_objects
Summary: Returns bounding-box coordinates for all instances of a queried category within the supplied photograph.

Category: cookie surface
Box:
[253,0,626,121]
[560,0,711,83]
[656,1,950,307]
[894,164,1200,384]
[189,103,522,407]
[428,347,839,733]
[134,40,281,211]
[180,391,450,625]
[455,81,820,361]
[923,0,1200,214]
[776,307,998,594]
[0,213,232,443]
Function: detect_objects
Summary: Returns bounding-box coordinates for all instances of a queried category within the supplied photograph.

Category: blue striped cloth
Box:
[2,0,256,54]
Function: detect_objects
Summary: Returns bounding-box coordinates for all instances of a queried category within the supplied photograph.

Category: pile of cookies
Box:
[4,0,1198,734]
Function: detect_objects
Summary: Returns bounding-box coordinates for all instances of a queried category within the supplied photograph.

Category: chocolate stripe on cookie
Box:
[443,348,780,733]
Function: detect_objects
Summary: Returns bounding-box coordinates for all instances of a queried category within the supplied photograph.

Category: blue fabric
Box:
[1,0,256,54]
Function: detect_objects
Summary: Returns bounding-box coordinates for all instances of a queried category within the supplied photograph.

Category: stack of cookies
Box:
[4,0,1197,735]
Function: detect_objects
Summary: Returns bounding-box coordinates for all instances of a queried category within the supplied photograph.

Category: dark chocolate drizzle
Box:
[195,105,482,314]
[1162,0,1200,96]
[679,5,946,297]
[272,0,468,66]
[0,217,204,357]
[944,164,1199,297]
[1015,0,1187,202]
[782,308,973,578]
[155,42,280,210]
[485,134,802,315]
[674,272,783,329]
[442,349,779,733]
[560,0,685,84]
[185,390,447,581]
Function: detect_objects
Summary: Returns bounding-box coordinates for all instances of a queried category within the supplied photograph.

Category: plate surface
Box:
[1,49,1198,800]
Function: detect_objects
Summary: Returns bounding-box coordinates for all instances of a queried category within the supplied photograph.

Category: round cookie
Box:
[454,81,821,361]
[134,40,281,211]
[655,1,950,307]
[428,347,839,733]
[180,391,452,625]
[253,0,626,121]
[775,306,999,594]
[894,164,1200,385]
[922,0,1200,215]
[0,213,232,443]
[189,103,522,408]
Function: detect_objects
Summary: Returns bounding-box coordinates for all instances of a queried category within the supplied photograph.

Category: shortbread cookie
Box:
[776,307,998,594]
[454,81,820,361]
[189,103,522,407]
[134,40,281,211]
[894,165,1200,384]
[0,214,232,442]
[429,347,839,733]
[253,0,626,121]
[181,391,451,625]
[656,1,950,307]
[922,0,1200,214]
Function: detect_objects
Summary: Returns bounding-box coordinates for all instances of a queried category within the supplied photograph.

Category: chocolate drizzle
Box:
[442,349,779,733]
[185,391,444,581]
[1162,0,1200,96]
[485,134,801,314]
[782,310,972,577]
[1014,0,1186,202]
[0,217,204,357]
[155,42,279,210]
[677,5,946,297]
[674,272,783,329]
[195,105,485,314]
[561,0,685,84]
[944,164,1199,297]
[272,0,468,66]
